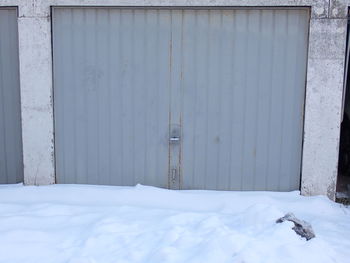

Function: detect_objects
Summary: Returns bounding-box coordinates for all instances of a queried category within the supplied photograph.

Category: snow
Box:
[0,184,349,263]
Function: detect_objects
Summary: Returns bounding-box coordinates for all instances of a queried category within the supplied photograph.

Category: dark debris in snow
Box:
[276,213,315,241]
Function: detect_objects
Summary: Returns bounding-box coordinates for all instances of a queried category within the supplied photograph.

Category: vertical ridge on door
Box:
[254,10,274,190]
[168,10,183,189]
[217,10,235,190]
[242,10,260,190]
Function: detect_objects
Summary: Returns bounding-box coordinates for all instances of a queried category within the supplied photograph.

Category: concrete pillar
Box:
[301,3,348,200]
[17,1,55,185]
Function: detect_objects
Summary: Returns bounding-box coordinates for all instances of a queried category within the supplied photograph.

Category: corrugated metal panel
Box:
[181,9,309,191]
[53,8,171,186]
[53,8,309,191]
[0,8,23,184]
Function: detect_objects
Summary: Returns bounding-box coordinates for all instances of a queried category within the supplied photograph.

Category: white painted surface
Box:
[0,0,346,199]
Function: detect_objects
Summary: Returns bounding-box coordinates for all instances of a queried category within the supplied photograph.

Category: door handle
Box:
[170,136,180,143]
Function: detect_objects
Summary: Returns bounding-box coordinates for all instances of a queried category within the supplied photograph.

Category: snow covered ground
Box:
[0,184,349,263]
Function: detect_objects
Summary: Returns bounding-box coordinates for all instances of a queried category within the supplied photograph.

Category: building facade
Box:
[0,0,349,200]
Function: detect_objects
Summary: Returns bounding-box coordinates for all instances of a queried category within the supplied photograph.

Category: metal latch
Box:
[170,124,181,144]
[171,167,177,183]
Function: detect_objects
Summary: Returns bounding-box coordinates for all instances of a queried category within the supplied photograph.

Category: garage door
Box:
[52,7,309,191]
[0,8,23,184]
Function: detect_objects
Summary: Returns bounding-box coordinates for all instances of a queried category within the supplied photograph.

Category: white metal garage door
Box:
[0,8,23,184]
[52,7,309,191]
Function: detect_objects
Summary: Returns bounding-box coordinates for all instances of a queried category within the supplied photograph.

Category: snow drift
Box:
[0,184,349,263]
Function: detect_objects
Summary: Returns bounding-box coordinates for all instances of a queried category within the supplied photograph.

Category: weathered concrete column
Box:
[301,3,347,200]
[17,1,55,185]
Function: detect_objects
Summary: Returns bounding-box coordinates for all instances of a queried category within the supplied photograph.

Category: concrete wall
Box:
[0,0,347,199]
